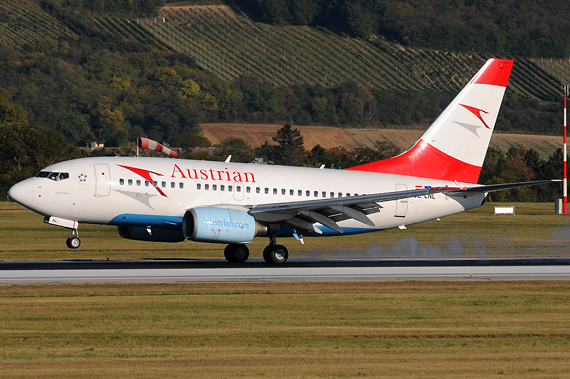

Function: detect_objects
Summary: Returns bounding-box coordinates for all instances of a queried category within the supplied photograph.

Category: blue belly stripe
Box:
[110,214,183,228]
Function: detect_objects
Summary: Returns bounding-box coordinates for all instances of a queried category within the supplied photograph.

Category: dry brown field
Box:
[201,123,361,150]
[201,124,561,160]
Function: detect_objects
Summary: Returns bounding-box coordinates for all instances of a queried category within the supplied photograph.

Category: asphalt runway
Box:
[1,258,570,284]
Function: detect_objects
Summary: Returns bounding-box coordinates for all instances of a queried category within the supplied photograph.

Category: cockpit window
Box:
[36,171,69,181]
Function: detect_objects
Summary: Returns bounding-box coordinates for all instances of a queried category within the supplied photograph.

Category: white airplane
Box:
[8,59,556,264]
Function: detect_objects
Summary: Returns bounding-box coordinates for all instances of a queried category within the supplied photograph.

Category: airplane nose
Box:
[8,179,34,207]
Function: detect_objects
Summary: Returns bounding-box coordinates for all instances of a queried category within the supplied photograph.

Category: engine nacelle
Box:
[117,225,185,243]
[183,207,266,244]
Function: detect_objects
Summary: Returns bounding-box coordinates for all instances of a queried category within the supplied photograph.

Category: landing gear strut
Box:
[66,229,80,249]
[224,244,249,263]
[263,234,289,264]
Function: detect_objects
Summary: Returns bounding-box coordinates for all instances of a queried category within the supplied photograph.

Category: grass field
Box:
[1,203,570,377]
[0,281,569,378]
[1,201,569,262]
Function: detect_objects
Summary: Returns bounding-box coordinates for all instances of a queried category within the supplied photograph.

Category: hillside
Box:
[83,5,563,101]
[0,1,564,144]
[201,124,561,161]
[0,0,76,50]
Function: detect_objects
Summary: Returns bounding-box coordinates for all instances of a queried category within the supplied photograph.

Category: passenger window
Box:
[128,179,133,186]
[179,182,184,189]
[197,183,201,190]
[314,191,318,197]
[136,180,141,186]
[161,181,166,188]
[281,189,286,195]
[170,182,175,188]
[338,193,342,198]
[298,190,302,196]
[228,185,233,191]
[212,184,217,191]
[265,188,269,194]
[322,191,326,197]
[237,186,241,192]
[145,181,149,187]
[330,192,334,198]
[153,181,157,187]
[205,184,209,190]
[220,185,225,191]
[256,187,261,194]
[246,187,251,193]
[306,190,310,197]
[120,179,124,185]
[346,193,350,197]
[273,188,277,195]
[290,189,294,196]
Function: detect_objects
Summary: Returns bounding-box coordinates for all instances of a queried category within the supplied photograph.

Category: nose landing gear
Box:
[66,229,80,249]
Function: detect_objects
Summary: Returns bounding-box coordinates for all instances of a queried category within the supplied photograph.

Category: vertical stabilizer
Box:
[347,58,513,183]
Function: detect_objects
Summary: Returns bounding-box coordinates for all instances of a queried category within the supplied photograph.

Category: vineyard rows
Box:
[0,0,76,51]
[129,5,561,101]
[1,2,563,102]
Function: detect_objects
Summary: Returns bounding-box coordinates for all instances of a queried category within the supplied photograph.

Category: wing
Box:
[249,187,454,234]
[247,180,560,234]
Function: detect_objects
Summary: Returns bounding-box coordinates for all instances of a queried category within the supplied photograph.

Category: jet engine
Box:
[117,225,185,242]
[183,207,266,244]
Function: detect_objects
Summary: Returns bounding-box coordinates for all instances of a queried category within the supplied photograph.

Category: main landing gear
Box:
[224,234,289,264]
[224,244,249,263]
[65,229,81,249]
[262,233,288,264]
[262,244,288,264]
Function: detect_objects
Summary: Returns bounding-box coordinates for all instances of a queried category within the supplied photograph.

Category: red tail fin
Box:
[346,59,513,184]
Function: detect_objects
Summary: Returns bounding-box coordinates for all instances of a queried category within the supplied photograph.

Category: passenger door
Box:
[94,164,111,197]
[395,183,408,217]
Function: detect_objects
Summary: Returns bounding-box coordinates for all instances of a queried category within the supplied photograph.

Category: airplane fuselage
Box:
[15,156,484,236]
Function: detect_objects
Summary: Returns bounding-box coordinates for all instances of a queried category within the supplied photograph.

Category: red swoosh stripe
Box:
[117,165,167,197]
[345,140,481,183]
[459,104,490,129]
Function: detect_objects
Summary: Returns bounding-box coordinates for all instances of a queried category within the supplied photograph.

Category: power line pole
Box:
[562,85,568,214]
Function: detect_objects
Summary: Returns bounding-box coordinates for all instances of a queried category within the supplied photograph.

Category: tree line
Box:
[238,0,570,58]
[0,0,555,150]
[42,0,570,58]
[41,0,167,18]
[0,36,561,151]
[3,88,563,203]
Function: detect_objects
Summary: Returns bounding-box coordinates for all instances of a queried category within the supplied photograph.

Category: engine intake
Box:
[183,207,266,244]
